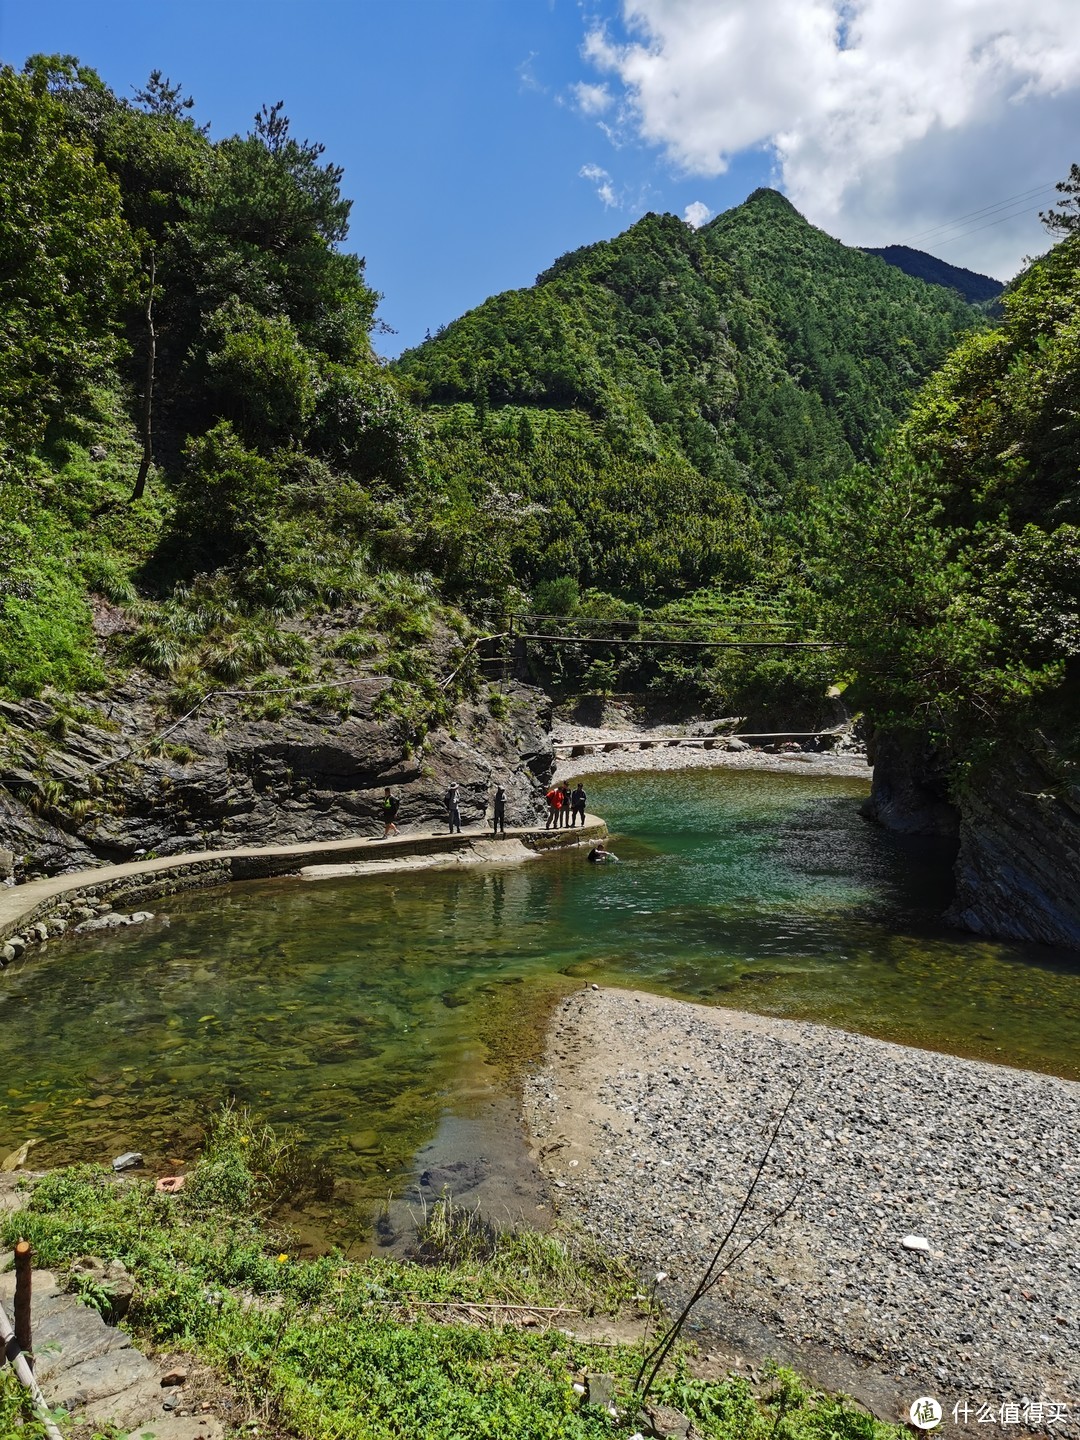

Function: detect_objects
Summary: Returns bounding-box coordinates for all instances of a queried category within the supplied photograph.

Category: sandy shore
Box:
[525,988,1080,1433]
[551,723,872,784]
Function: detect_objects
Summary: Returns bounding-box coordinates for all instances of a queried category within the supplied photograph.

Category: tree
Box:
[132,69,198,123]
[1040,163,1080,236]
[0,63,136,458]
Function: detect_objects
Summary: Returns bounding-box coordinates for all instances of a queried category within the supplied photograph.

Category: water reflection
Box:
[0,767,1076,1239]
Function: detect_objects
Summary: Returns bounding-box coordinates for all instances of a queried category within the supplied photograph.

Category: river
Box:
[1,767,1076,1247]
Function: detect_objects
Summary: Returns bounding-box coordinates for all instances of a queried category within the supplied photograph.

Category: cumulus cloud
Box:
[683,200,712,227]
[572,81,614,115]
[583,0,1080,276]
[580,162,619,207]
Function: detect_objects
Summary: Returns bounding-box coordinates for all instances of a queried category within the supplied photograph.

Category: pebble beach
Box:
[550,722,872,784]
[525,988,1080,1433]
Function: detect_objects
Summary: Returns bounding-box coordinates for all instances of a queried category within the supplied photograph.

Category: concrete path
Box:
[0,815,606,948]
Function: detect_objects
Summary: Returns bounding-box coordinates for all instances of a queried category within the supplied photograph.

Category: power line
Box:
[898,181,1058,247]
[928,204,1049,251]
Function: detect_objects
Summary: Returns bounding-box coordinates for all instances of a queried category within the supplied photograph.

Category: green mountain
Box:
[861,244,1004,306]
[0,57,982,733]
[396,188,982,521]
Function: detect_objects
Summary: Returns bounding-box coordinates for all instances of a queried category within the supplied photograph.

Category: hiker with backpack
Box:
[382,787,401,839]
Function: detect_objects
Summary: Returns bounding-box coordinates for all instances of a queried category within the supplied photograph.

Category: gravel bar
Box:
[550,724,872,783]
[525,988,1079,1433]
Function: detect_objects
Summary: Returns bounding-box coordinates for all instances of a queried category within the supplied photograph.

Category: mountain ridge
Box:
[861,243,1004,305]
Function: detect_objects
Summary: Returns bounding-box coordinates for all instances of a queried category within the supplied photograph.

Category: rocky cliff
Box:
[948,740,1080,949]
[864,727,1080,950]
[0,680,554,883]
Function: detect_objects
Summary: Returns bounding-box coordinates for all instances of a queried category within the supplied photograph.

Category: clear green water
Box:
[2,767,1077,1239]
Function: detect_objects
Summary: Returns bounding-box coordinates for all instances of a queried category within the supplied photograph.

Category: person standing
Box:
[559,781,572,827]
[382,787,401,839]
[445,782,462,834]
[492,784,507,836]
[545,785,562,830]
[570,782,587,828]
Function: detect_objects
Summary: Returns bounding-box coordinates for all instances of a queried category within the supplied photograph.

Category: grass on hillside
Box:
[0,1108,902,1440]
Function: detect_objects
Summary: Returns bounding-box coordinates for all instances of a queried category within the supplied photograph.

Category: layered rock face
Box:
[0,681,554,881]
[865,727,1080,950]
[861,730,959,839]
[948,743,1080,949]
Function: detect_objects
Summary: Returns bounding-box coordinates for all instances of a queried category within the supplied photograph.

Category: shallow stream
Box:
[2,768,1077,1247]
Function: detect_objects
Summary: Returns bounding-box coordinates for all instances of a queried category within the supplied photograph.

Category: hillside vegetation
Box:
[1,54,984,733]
[822,228,1080,765]
[861,245,1004,306]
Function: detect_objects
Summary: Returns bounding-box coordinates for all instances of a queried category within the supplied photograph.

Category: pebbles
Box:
[551,725,870,784]
[526,989,1080,1430]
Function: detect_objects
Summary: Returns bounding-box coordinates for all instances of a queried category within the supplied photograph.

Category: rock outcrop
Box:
[948,740,1080,948]
[864,725,1080,949]
[0,681,555,881]
[861,729,959,838]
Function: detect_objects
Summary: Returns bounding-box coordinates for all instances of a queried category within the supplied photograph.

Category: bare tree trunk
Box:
[131,249,156,501]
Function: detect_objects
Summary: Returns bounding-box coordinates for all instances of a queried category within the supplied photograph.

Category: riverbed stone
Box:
[526,988,1080,1434]
[639,1403,693,1439]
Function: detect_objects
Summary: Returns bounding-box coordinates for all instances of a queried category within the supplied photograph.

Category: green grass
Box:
[0,1109,904,1440]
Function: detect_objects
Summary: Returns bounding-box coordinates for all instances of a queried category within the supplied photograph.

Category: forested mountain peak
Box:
[396,186,983,516]
[725,186,801,216]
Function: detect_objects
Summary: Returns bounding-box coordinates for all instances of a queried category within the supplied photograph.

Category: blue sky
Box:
[2,1,1078,355]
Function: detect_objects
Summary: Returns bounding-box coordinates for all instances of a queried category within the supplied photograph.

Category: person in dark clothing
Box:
[382,787,401,839]
[588,842,618,863]
[570,782,587,827]
[492,784,507,835]
[445,783,462,834]
[559,781,572,827]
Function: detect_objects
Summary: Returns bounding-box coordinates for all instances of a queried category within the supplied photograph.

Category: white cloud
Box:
[518,51,546,94]
[683,200,712,228]
[583,0,1080,276]
[580,162,619,207]
[572,81,614,115]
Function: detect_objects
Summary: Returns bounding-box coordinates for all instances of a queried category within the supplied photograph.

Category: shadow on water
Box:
[0,767,1076,1247]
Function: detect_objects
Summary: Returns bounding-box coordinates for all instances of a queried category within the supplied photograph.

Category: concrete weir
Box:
[0,815,607,962]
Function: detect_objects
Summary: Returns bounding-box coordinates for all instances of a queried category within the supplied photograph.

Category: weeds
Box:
[0,1112,899,1440]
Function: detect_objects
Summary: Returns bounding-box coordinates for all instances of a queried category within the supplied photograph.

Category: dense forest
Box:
[861,245,1004,306]
[823,227,1080,767]
[1,52,1074,779]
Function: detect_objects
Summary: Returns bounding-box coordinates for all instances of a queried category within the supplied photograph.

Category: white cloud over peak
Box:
[583,0,1080,277]
[580,162,619,207]
[683,200,712,227]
